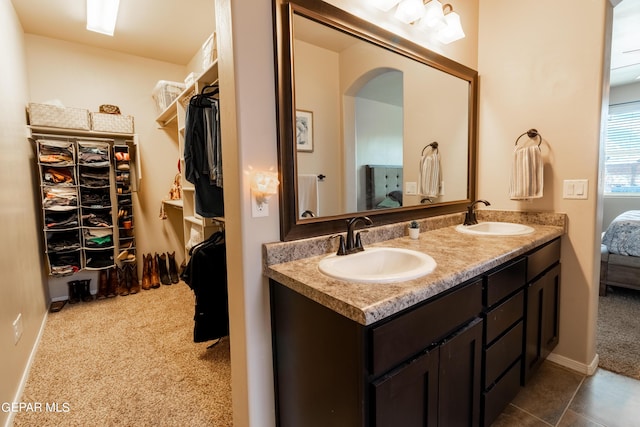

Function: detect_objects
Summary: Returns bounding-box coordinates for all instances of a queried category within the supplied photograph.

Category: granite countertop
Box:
[263,211,566,326]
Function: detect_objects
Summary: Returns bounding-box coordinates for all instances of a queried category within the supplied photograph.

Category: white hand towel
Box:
[297,174,318,217]
[418,148,441,198]
[509,145,543,200]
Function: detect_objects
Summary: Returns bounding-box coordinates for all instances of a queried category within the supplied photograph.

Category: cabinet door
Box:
[372,348,439,427]
[439,318,483,427]
[524,263,561,383]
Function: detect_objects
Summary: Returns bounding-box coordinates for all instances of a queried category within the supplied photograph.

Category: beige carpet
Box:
[597,286,640,380]
[14,282,233,427]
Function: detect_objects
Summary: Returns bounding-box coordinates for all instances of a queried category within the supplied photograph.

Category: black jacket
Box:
[181,232,229,342]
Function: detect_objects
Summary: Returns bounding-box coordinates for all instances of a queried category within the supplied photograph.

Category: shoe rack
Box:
[114,144,136,267]
[31,127,139,302]
[156,59,224,260]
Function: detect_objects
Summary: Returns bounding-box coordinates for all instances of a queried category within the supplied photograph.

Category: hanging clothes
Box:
[184,86,224,217]
[180,231,229,343]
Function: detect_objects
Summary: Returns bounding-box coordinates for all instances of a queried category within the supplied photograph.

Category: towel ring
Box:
[422,141,439,155]
[515,129,542,147]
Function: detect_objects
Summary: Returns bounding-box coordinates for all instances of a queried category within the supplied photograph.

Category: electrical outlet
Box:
[13,313,23,345]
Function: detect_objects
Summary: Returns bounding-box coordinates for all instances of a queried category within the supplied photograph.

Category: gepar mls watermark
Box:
[2,402,70,413]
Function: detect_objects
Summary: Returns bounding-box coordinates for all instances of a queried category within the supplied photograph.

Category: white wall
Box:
[0,1,48,425]
[24,35,189,284]
[477,0,610,370]
[294,39,343,217]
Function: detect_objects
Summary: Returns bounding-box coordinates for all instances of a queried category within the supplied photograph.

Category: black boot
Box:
[80,279,93,302]
[67,280,80,304]
[157,253,171,285]
[167,252,179,284]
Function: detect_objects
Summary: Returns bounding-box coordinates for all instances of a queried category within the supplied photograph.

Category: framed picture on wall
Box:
[296,110,314,152]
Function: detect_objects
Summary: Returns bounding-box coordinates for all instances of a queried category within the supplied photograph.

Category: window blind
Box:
[605,101,640,194]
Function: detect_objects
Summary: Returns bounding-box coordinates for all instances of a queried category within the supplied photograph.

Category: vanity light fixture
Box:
[394,0,425,24]
[374,0,465,44]
[86,0,120,36]
[250,170,280,215]
[436,4,465,44]
[372,0,402,12]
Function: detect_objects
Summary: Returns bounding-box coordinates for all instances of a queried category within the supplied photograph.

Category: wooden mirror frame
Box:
[273,0,478,241]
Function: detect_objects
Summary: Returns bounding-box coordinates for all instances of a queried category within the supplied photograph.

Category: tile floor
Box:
[492,361,640,427]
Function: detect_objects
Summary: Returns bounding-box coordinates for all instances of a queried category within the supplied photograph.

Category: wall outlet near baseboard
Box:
[13,313,23,345]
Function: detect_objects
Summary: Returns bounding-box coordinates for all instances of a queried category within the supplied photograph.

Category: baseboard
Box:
[547,351,599,376]
[4,311,49,427]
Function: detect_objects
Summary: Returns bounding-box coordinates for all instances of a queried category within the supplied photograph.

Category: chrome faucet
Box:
[463,199,491,225]
[338,216,372,255]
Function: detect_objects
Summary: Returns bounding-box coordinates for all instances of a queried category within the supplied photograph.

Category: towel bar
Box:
[515,129,542,147]
[421,141,439,155]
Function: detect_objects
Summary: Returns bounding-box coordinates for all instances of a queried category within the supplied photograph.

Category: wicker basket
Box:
[28,103,91,130]
[90,112,135,134]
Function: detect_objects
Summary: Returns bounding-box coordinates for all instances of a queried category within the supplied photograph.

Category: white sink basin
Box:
[455,222,534,236]
[318,247,436,284]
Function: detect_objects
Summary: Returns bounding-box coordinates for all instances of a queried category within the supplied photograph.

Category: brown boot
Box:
[96,270,109,299]
[117,266,130,296]
[107,267,118,298]
[141,254,151,290]
[129,262,140,294]
[151,253,161,288]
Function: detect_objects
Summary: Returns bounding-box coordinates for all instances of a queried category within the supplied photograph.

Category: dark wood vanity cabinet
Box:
[481,259,527,427]
[270,279,483,427]
[523,238,561,383]
[269,237,561,427]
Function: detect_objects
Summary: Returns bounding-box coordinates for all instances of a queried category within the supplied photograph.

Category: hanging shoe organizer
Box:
[33,132,137,279]
[114,144,136,268]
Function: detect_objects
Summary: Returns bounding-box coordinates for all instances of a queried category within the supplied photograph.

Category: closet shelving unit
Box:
[30,126,139,276]
[156,60,224,259]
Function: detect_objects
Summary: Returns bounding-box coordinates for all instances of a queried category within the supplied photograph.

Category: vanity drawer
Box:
[527,238,561,282]
[483,359,522,427]
[485,290,524,344]
[370,279,482,376]
[484,258,526,307]
[484,321,523,388]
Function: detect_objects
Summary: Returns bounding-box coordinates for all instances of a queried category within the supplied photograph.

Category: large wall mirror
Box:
[274,0,478,241]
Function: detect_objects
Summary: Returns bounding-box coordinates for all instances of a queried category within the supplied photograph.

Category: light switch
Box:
[405,182,417,195]
[563,179,588,199]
